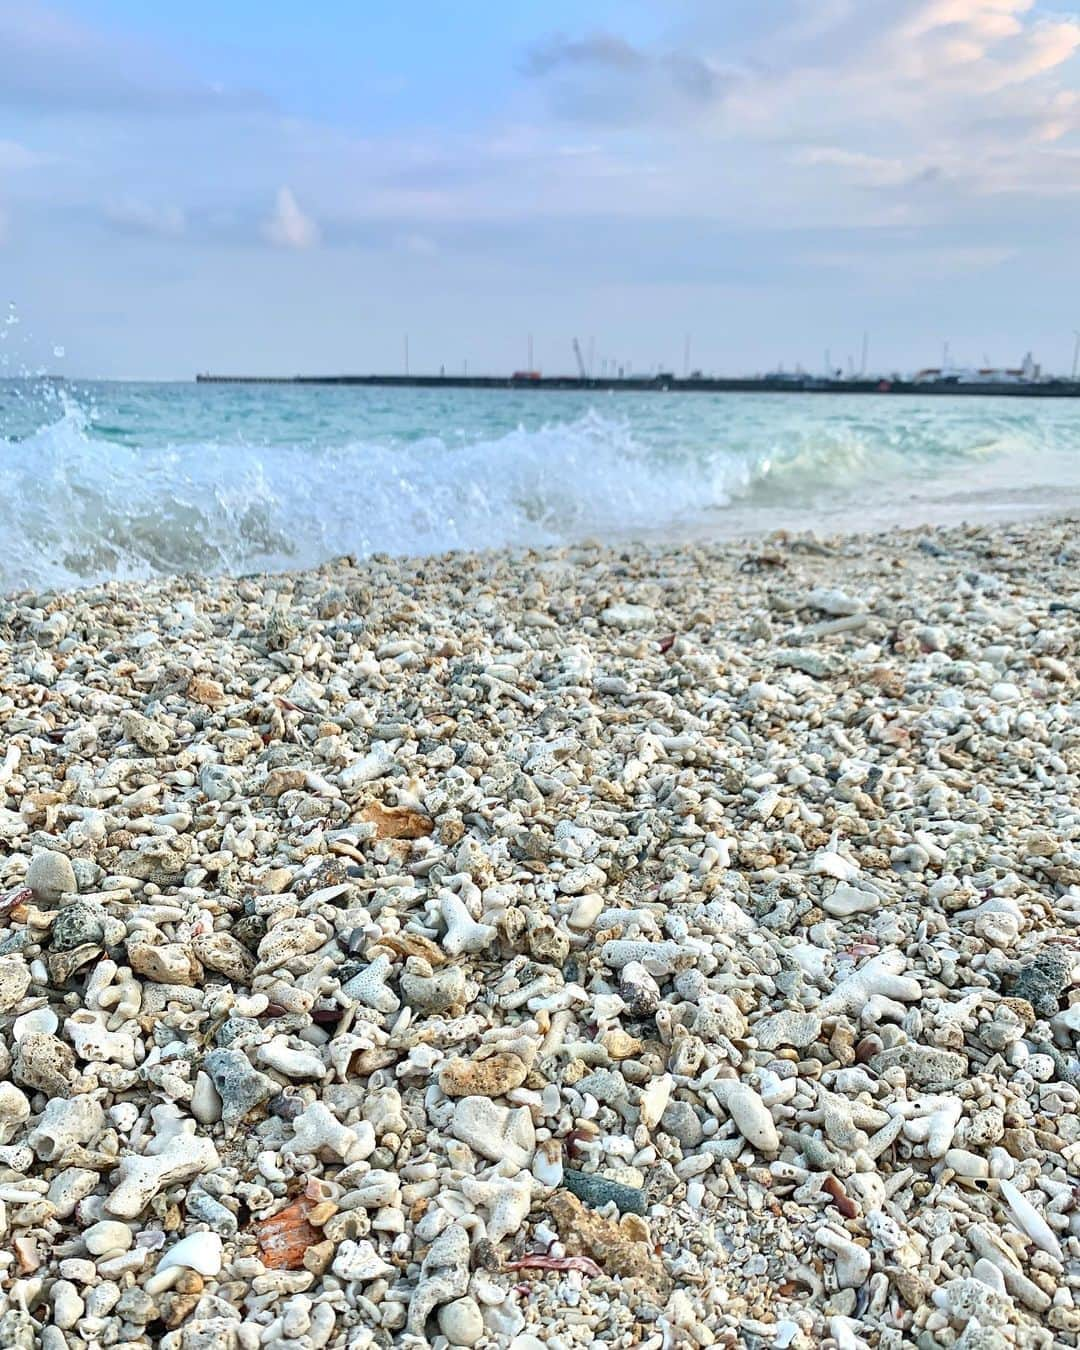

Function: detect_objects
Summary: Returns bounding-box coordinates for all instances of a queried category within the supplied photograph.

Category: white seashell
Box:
[944,1148,989,1179]
[811,849,860,882]
[13,1007,59,1042]
[999,1178,1064,1261]
[158,1230,223,1276]
[190,1071,223,1126]
[640,1073,674,1130]
[532,1144,563,1190]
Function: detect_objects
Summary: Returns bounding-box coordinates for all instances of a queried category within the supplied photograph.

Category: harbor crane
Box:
[572,338,587,380]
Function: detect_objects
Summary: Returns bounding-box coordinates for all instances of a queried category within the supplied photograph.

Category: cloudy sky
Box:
[3,0,1080,378]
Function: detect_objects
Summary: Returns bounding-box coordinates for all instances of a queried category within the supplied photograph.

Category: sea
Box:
[3,378,1080,593]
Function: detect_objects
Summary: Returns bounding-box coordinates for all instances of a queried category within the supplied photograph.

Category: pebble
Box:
[83,1221,134,1256]
[25,849,77,906]
[438,1296,486,1346]
[564,1168,648,1216]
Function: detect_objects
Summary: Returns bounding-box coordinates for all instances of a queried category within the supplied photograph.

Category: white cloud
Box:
[795,147,916,187]
[105,198,186,237]
[0,0,266,116]
[805,242,1016,275]
[526,2,1080,189]
[262,186,320,250]
[0,139,50,170]
[396,231,438,255]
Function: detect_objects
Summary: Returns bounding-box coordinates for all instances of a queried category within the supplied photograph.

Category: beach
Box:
[1,512,1078,1348]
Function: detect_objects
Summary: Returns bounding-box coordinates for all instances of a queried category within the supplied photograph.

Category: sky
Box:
[2,0,1080,378]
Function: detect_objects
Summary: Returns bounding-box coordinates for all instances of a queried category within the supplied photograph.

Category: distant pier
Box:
[194,373,1080,397]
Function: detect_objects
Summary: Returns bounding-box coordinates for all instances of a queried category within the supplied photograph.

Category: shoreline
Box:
[0,512,1077,1345]
[8,493,1080,605]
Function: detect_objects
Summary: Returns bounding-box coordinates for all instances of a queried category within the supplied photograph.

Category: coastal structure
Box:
[196,352,1080,395]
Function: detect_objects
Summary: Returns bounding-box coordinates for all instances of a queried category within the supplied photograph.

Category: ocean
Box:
[3,378,1080,592]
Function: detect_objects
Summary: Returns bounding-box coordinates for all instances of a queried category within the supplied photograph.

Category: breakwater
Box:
[195,372,1080,396]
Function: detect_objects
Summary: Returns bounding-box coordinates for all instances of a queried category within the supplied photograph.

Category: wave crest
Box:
[0,403,744,590]
[2,387,1076,591]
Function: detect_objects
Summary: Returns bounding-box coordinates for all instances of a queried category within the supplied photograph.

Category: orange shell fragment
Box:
[254,1196,320,1270]
[359,801,434,840]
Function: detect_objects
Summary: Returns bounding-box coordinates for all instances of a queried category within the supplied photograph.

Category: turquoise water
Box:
[2,378,1079,591]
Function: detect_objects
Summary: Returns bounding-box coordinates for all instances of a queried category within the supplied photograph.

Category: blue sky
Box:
[2,0,1080,377]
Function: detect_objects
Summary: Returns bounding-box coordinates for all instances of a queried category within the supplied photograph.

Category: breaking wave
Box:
[2,384,1078,591]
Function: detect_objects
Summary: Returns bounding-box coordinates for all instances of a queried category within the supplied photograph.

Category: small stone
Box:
[600,603,656,630]
[438,1053,529,1098]
[822,883,880,918]
[127,941,201,986]
[84,1221,134,1256]
[120,710,171,754]
[871,1044,968,1089]
[26,850,76,906]
[715,1082,779,1153]
[14,1033,76,1096]
[254,1197,321,1271]
[192,932,255,984]
[660,1100,704,1149]
[331,1239,394,1282]
[0,957,32,1013]
[547,1191,669,1294]
[568,893,604,931]
[450,1097,535,1170]
[203,1048,278,1130]
[51,1280,84,1331]
[438,1297,485,1347]
[358,801,434,839]
[1010,951,1071,1018]
[50,900,107,951]
[563,1169,646,1216]
[754,1010,823,1051]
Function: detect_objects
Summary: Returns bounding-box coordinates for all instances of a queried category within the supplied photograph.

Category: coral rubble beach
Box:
[0,514,1078,1350]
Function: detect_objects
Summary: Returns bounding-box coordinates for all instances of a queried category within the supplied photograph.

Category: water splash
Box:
[1,381,1079,591]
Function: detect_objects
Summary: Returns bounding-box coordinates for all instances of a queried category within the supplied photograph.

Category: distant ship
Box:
[912,351,1045,387]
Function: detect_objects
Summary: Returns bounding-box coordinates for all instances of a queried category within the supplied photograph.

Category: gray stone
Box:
[563,1169,646,1215]
[871,1044,968,1090]
[203,1048,278,1130]
[754,1010,823,1051]
[660,1099,704,1149]
[26,849,76,906]
[50,901,107,952]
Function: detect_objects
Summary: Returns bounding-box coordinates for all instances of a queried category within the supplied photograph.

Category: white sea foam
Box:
[2,384,1079,591]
